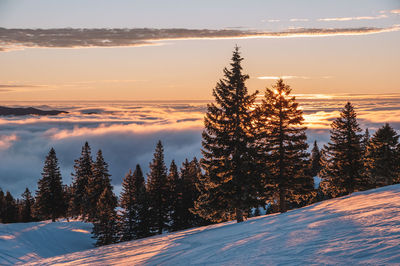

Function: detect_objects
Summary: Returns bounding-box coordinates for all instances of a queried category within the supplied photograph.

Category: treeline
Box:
[0,141,208,246]
[1,47,400,247]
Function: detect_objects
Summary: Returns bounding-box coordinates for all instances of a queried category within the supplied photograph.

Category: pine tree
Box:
[0,189,4,223]
[87,150,111,222]
[147,141,170,234]
[194,46,261,223]
[310,141,322,177]
[62,185,72,220]
[92,186,119,246]
[320,102,365,196]
[70,142,93,219]
[361,128,370,156]
[35,148,65,222]
[364,123,399,187]
[167,160,181,231]
[3,191,18,223]
[256,79,314,213]
[180,158,207,228]
[120,165,151,241]
[20,188,34,222]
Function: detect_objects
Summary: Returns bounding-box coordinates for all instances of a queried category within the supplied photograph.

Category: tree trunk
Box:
[236,208,244,223]
[279,188,287,213]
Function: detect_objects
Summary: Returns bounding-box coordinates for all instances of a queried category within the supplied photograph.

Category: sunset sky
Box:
[1,0,399,101]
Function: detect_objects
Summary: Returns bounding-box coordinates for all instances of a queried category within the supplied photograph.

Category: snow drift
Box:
[3,184,400,265]
[0,220,93,265]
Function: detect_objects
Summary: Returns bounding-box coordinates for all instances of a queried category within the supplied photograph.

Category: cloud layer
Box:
[1,26,399,51]
[1,95,400,196]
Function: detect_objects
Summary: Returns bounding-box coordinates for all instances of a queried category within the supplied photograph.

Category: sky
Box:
[0,0,399,100]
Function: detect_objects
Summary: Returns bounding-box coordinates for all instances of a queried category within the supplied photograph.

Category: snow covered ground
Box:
[3,184,400,265]
[0,219,93,265]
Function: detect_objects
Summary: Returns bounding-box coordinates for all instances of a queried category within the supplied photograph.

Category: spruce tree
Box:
[310,141,322,177]
[21,188,34,222]
[180,158,206,228]
[0,189,5,223]
[361,128,371,156]
[256,79,314,213]
[364,123,399,187]
[320,102,365,196]
[70,142,93,219]
[167,160,181,231]
[3,191,18,223]
[147,141,170,234]
[120,165,150,241]
[92,186,119,246]
[194,46,261,223]
[36,148,65,222]
[87,150,111,222]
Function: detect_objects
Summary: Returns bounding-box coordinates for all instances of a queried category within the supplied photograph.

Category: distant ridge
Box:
[0,106,68,116]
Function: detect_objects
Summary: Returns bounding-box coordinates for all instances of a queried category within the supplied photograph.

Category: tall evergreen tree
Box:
[70,142,93,219]
[256,79,314,213]
[147,141,170,234]
[167,160,181,231]
[364,123,399,187]
[0,189,5,223]
[87,150,111,222]
[120,165,151,241]
[361,128,371,156]
[181,158,207,228]
[194,46,261,223]
[310,141,322,177]
[92,186,119,246]
[320,102,365,196]
[3,191,18,223]
[20,188,34,222]
[35,148,65,222]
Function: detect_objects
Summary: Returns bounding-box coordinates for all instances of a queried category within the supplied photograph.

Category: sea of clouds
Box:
[1,94,400,196]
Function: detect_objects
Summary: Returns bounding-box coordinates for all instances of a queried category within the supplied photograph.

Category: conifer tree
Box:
[194,46,261,223]
[62,185,72,220]
[0,189,5,222]
[120,165,150,241]
[92,186,119,246]
[310,141,322,177]
[361,128,371,156]
[3,191,18,223]
[180,158,206,228]
[256,79,314,213]
[21,188,34,222]
[147,141,170,234]
[35,148,65,222]
[87,150,111,222]
[320,102,365,196]
[364,123,399,187]
[167,160,181,231]
[70,142,93,219]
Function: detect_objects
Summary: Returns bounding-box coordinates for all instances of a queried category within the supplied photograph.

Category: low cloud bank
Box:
[1,97,400,195]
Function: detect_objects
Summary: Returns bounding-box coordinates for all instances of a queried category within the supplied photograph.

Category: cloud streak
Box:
[318,14,387,22]
[1,26,399,51]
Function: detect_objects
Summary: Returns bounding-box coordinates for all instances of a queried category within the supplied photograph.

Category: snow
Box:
[4,185,400,265]
[0,219,93,265]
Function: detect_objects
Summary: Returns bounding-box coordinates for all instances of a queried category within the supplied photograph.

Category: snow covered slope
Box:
[6,184,400,265]
[0,219,93,265]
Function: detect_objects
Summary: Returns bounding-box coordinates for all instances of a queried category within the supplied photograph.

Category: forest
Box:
[1,47,399,247]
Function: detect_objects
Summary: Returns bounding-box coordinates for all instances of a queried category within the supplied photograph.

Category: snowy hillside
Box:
[0,219,93,265]
[0,185,400,265]
[3,184,400,265]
